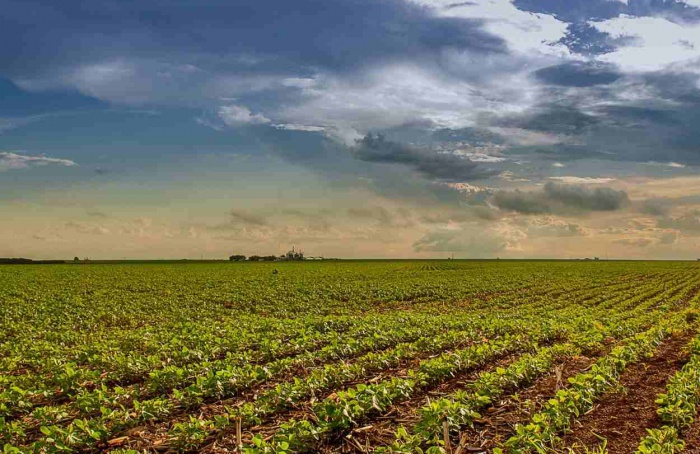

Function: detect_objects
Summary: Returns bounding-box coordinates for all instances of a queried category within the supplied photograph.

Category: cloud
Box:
[614,237,654,247]
[64,221,110,235]
[418,0,570,57]
[545,181,630,210]
[640,198,672,216]
[2,0,505,102]
[86,210,109,218]
[412,228,509,255]
[218,104,270,126]
[0,152,76,171]
[592,15,700,71]
[275,62,541,143]
[497,105,601,135]
[659,230,680,244]
[549,176,616,184]
[492,181,629,214]
[353,134,496,182]
[346,206,415,228]
[658,212,700,231]
[513,0,700,25]
[525,216,589,236]
[534,62,621,87]
[228,209,268,226]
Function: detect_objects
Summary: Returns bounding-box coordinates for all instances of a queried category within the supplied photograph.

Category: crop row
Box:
[634,332,700,453]
[499,307,699,453]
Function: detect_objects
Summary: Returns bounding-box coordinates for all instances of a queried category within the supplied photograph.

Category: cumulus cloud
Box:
[218,105,270,126]
[0,152,76,171]
[492,181,629,214]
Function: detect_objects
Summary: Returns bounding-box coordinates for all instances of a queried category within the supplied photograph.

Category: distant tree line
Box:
[229,254,279,262]
[229,252,307,262]
[0,258,65,264]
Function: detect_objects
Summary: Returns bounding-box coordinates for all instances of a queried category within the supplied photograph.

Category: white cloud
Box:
[278,64,540,144]
[452,150,507,163]
[592,15,700,71]
[552,162,565,168]
[0,152,77,171]
[218,104,270,126]
[416,0,570,57]
[273,123,325,132]
[444,182,493,193]
[549,176,616,184]
[486,127,567,146]
[499,171,530,182]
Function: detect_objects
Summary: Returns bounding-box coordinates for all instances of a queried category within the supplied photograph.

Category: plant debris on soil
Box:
[454,354,597,451]
[559,332,694,454]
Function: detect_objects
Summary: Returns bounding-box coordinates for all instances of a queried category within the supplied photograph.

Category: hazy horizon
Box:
[5,1,700,259]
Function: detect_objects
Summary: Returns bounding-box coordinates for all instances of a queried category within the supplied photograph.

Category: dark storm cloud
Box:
[492,182,629,215]
[512,0,624,22]
[489,66,700,166]
[546,182,629,210]
[534,62,621,87]
[498,105,600,135]
[354,134,496,182]
[0,0,505,81]
[492,190,551,215]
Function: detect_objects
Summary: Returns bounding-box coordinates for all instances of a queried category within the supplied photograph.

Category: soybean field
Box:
[3,260,700,454]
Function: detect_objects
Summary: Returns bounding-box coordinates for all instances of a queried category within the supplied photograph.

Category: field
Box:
[3,261,700,454]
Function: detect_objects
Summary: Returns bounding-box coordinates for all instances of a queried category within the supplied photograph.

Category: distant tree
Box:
[74,257,80,262]
[229,254,246,262]
[248,254,279,262]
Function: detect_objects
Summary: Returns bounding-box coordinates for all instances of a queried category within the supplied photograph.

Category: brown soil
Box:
[681,421,700,453]
[559,332,693,454]
[320,351,531,453]
[455,354,598,451]
[120,337,495,452]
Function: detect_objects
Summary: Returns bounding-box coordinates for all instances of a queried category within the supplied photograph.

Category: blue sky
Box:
[4,0,700,259]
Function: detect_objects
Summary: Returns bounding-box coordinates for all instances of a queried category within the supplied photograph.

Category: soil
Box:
[559,332,693,454]
[454,354,598,451]
[681,421,700,453]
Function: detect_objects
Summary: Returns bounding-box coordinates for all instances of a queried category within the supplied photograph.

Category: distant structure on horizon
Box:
[280,246,304,261]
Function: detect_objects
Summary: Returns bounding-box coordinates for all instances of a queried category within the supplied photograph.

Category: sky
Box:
[5,0,700,259]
